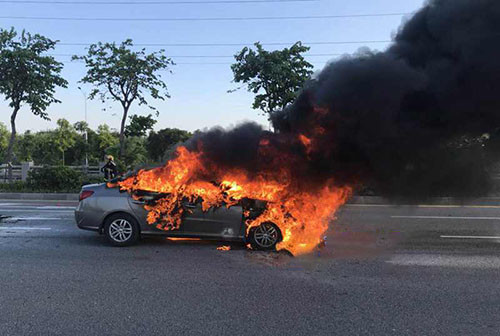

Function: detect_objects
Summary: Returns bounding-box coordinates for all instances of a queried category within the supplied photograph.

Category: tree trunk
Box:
[119,104,130,159]
[6,106,20,180]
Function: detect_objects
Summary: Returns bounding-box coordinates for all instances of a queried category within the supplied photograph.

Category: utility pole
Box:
[77,87,89,168]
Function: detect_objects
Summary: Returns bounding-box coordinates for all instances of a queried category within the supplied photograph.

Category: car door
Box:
[179,200,223,236]
[127,195,228,237]
[127,196,164,233]
[202,204,244,239]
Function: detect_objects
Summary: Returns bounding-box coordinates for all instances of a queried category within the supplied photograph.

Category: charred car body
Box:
[75,183,282,250]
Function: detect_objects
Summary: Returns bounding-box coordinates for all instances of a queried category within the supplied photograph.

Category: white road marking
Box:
[0,227,51,230]
[345,204,395,207]
[5,217,64,221]
[387,254,500,268]
[0,205,75,210]
[37,206,75,210]
[346,204,500,209]
[0,210,73,213]
[391,215,500,220]
[0,200,76,204]
[416,205,500,209]
[440,235,500,239]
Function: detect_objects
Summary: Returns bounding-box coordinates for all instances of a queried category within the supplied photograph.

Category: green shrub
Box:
[81,175,105,186]
[27,166,81,191]
[25,166,104,192]
[0,181,32,192]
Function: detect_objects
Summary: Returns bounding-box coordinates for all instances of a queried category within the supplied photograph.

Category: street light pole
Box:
[77,87,89,168]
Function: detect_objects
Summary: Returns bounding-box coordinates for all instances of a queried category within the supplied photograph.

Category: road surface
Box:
[0,200,499,335]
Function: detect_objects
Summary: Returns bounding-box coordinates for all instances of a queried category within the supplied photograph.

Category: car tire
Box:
[104,213,140,247]
[248,222,282,250]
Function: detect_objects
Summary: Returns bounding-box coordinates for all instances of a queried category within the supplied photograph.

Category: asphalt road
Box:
[0,200,500,335]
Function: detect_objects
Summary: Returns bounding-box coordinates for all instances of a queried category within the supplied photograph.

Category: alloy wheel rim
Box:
[254,223,278,248]
[109,219,133,243]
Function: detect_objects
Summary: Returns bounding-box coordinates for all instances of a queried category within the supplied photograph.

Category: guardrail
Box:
[0,163,104,183]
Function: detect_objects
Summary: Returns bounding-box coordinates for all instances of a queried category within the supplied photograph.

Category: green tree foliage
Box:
[73,39,173,159]
[15,131,37,162]
[125,114,157,137]
[77,129,100,164]
[122,136,149,170]
[231,42,313,122]
[0,27,68,164]
[147,128,192,163]
[96,124,119,160]
[0,122,10,162]
[72,121,90,165]
[16,131,58,164]
[54,118,77,165]
[74,121,89,134]
[10,123,189,168]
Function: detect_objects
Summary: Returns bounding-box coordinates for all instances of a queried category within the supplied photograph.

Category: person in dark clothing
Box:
[101,155,118,181]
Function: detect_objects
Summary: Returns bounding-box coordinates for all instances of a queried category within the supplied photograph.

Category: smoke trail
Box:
[151,0,500,200]
[270,0,500,197]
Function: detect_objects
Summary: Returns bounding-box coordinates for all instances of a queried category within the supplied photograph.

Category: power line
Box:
[172,62,330,65]
[56,56,340,65]
[57,40,391,47]
[0,0,316,4]
[56,56,336,64]
[49,53,343,57]
[0,13,409,22]
[176,62,330,64]
[65,60,332,65]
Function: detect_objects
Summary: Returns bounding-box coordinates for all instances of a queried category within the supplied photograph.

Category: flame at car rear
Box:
[117,135,351,256]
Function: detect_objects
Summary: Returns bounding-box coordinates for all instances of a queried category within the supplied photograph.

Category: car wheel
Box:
[104,213,140,247]
[248,222,281,250]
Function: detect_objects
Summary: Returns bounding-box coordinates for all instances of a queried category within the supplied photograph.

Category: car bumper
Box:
[75,206,100,232]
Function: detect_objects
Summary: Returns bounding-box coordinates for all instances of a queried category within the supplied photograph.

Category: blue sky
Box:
[0,0,425,133]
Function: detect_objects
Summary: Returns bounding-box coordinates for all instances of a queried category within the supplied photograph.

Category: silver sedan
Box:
[75,183,282,250]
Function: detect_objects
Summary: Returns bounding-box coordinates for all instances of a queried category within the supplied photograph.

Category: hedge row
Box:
[0,166,103,193]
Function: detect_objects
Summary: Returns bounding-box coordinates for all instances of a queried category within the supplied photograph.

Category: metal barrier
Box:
[0,163,103,183]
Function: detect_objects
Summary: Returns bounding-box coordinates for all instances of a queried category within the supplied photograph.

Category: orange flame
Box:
[298,134,313,155]
[117,145,351,255]
[217,245,231,251]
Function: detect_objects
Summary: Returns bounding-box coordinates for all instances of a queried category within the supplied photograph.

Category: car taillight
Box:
[79,190,94,201]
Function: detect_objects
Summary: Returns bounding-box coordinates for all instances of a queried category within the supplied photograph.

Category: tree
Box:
[0,28,67,165]
[73,121,90,165]
[54,119,77,165]
[15,131,36,162]
[73,39,173,159]
[0,122,10,162]
[125,114,157,137]
[122,136,149,170]
[96,124,119,159]
[230,42,313,123]
[15,130,58,165]
[74,121,89,135]
[146,128,192,162]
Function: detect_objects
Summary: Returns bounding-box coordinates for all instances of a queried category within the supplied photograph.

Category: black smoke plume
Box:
[186,0,500,198]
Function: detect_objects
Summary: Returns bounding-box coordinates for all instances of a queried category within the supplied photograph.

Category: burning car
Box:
[75,182,283,250]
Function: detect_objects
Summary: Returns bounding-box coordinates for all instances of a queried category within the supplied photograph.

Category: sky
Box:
[0,0,425,134]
